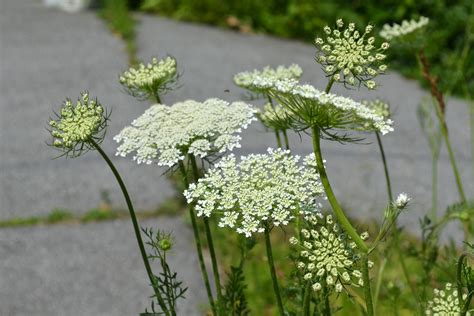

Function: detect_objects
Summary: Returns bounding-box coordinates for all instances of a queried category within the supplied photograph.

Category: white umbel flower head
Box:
[49,91,108,157]
[114,99,257,167]
[184,148,325,237]
[315,19,390,89]
[395,193,410,209]
[119,56,178,100]
[233,64,303,93]
[253,79,394,138]
[380,16,429,41]
[362,99,391,120]
[425,283,468,315]
[291,214,367,293]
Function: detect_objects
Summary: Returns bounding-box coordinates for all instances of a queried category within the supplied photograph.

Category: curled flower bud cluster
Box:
[49,92,108,156]
[233,64,303,93]
[119,56,178,100]
[258,103,295,131]
[315,19,389,89]
[184,148,325,237]
[380,16,429,41]
[114,99,257,167]
[425,283,467,315]
[253,79,394,136]
[291,214,369,293]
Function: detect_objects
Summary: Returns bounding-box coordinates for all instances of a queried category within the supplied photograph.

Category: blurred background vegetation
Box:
[100,0,473,98]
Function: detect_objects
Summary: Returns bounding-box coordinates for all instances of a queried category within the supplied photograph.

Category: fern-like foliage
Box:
[222,265,250,316]
[141,228,187,316]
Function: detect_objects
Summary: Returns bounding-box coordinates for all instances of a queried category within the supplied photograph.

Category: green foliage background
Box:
[139,0,473,97]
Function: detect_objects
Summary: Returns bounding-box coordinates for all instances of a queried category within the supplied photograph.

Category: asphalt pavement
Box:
[0,0,473,315]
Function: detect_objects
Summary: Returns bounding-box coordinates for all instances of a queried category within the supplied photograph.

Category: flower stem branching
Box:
[177,160,217,315]
[91,140,170,315]
[263,226,285,316]
[189,154,224,315]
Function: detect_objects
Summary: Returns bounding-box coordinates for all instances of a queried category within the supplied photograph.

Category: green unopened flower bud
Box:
[158,238,173,251]
[48,91,108,157]
[119,56,178,101]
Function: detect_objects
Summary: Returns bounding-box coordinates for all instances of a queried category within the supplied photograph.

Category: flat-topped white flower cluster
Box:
[253,78,394,135]
[114,99,257,166]
[233,64,303,92]
[184,148,325,237]
[119,56,178,98]
[315,19,389,89]
[362,99,391,120]
[290,214,367,293]
[380,16,429,41]
[425,283,467,315]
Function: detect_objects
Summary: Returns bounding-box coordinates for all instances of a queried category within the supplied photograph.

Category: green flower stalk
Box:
[119,56,178,103]
[315,19,390,90]
[363,99,393,201]
[48,92,170,315]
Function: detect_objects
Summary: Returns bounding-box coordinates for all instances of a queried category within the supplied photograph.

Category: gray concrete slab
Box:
[0,217,207,316]
[0,0,174,220]
[136,15,472,238]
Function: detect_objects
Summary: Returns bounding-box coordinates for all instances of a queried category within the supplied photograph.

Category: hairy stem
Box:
[152,90,161,104]
[325,77,335,93]
[275,130,283,148]
[177,160,216,315]
[282,129,290,150]
[322,281,331,316]
[417,49,467,204]
[375,132,393,201]
[431,154,439,221]
[189,155,224,314]
[311,126,368,252]
[264,227,284,316]
[91,141,170,316]
[303,281,311,316]
[373,257,387,313]
[362,254,374,316]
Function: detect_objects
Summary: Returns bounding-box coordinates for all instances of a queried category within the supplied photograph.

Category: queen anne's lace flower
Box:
[380,16,429,41]
[253,79,394,137]
[114,99,257,167]
[362,99,391,120]
[233,64,303,93]
[315,19,389,89]
[258,102,295,131]
[119,56,178,100]
[184,148,325,237]
[425,283,468,315]
[49,92,108,157]
[395,193,411,209]
[291,214,367,293]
